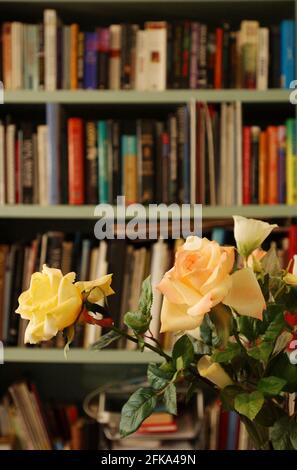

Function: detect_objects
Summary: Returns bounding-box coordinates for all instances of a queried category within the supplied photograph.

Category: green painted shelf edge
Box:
[3,90,291,104]
[0,204,296,219]
[0,0,289,3]
[3,348,163,364]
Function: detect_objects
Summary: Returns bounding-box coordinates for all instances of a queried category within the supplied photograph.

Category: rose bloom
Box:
[16,265,113,344]
[157,236,265,333]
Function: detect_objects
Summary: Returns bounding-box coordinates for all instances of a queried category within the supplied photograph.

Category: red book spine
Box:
[243,126,251,204]
[218,408,229,450]
[288,225,297,269]
[267,126,278,204]
[214,28,223,89]
[68,118,85,204]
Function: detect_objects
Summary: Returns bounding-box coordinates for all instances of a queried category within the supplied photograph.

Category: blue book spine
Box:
[183,105,190,204]
[46,103,60,204]
[211,227,226,244]
[97,121,109,203]
[84,32,98,89]
[121,134,137,202]
[280,20,296,88]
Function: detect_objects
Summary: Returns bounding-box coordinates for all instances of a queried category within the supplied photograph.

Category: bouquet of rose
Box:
[16,216,297,450]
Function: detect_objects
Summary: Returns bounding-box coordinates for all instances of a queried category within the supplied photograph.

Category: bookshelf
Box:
[0,204,296,219]
[3,89,291,103]
[0,0,296,401]
[3,348,162,364]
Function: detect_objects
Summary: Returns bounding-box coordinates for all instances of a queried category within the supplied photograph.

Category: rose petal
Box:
[223,268,265,320]
[160,297,205,333]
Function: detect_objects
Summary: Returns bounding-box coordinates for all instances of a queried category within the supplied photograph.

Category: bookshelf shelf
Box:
[3,90,291,104]
[3,347,162,364]
[0,204,296,219]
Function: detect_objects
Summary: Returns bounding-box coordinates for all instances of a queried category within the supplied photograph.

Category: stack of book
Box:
[0,381,102,450]
[1,11,295,91]
[0,104,296,206]
[0,226,294,350]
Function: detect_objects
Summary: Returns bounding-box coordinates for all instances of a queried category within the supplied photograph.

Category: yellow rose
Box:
[197,355,233,389]
[157,236,265,333]
[75,274,114,303]
[16,265,83,344]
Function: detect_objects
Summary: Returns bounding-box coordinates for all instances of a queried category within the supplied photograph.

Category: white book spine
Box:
[109,25,121,90]
[145,24,167,91]
[135,30,148,91]
[6,124,16,204]
[11,22,23,90]
[44,9,57,91]
[0,124,5,204]
[37,125,48,205]
[257,27,269,90]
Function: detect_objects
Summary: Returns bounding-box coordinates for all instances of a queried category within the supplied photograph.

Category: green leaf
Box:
[290,422,297,450]
[172,335,194,369]
[119,387,157,438]
[164,383,177,415]
[209,304,233,347]
[200,315,214,346]
[279,286,297,313]
[90,330,121,350]
[64,324,75,358]
[270,416,295,450]
[269,353,297,393]
[264,312,287,342]
[234,391,264,421]
[211,342,241,363]
[124,310,151,334]
[138,276,153,317]
[247,342,273,362]
[257,376,287,396]
[220,385,242,411]
[147,363,172,391]
[236,316,256,342]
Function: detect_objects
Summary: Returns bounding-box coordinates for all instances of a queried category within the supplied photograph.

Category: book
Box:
[145,22,167,91]
[46,103,61,204]
[44,9,57,91]
[97,121,109,203]
[286,119,297,204]
[67,118,84,205]
[280,20,295,88]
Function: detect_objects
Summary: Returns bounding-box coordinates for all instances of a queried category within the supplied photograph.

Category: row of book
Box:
[0,382,102,450]
[0,226,296,349]
[1,11,295,91]
[1,103,297,206]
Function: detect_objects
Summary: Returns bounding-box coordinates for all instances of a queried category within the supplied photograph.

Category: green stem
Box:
[111,326,172,362]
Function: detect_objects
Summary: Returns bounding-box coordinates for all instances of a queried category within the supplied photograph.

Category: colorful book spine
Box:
[242,126,251,204]
[259,130,267,205]
[267,125,278,204]
[189,22,199,89]
[70,23,79,90]
[85,121,98,204]
[286,119,297,204]
[109,25,121,90]
[44,9,57,91]
[121,134,137,204]
[67,118,84,205]
[84,32,98,89]
[214,28,223,89]
[280,20,295,88]
[97,121,109,203]
[277,125,286,204]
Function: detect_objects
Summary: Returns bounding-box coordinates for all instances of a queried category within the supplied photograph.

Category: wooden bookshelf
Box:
[4,89,291,104]
[3,347,162,364]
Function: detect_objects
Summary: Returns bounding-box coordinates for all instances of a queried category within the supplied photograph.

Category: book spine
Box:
[84,32,98,89]
[221,23,230,89]
[257,28,269,90]
[120,24,132,89]
[286,119,297,204]
[70,23,79,90]
[140,120,154,204]
[280,20,295,89]
[122,135,137,204]
[145,22,167,91]
[189,22,199,89]
[109,25,121,90]
[2,23,12,89]
[97,28,110,90]
[97,121,109,203]
[112,121,120,203]
[267,125,278,204]
[214,28,223,89]
[242,126,251,204]
[68,118,84,205]
[241,21,259,89]
[85,121,98,204]
[56,24,63,89]
[46,103,61,204]
[37,23,44,90]
[161,131,169,204]
[77,31,84,89]
[277,125,286,204]
[44,9,57,91]
[62,26,70,89]
[15,130,22,204]
[169,114,177,203]
[21,123,34,204]
[251,126,260,204]
[37,125,48,205]
[259,130,267,205]
[11,22,23,90]
[269,26,280,88]
[135,30,147,91]
[181,20,190,89]
[198,24,207,88]
[6,124,15,204]
[0,123,5,204]
[172,23,182,89]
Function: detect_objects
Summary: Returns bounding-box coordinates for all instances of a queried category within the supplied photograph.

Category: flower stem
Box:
[111,326,172,362]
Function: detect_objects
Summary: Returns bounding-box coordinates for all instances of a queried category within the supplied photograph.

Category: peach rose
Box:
[157,236,265,333]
